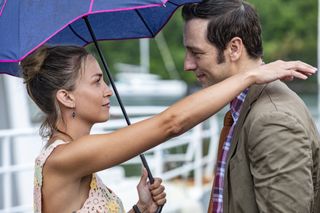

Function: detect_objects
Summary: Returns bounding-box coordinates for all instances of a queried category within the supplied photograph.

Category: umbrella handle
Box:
[83,16,163,213]
[156,206,164,213]
[141,155,164,213]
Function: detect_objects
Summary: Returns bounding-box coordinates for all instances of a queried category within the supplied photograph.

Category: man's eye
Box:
[193,52,202,56]
[192,50,201,54]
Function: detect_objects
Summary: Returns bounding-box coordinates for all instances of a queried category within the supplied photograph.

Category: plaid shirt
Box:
[211,88,249,213]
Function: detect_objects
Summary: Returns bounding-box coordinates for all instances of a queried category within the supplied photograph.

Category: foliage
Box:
[250,0,318,86]
[251,0,317,65]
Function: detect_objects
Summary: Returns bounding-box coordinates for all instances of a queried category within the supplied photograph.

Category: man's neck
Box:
[228,58,261,104]
[234,58,263,75]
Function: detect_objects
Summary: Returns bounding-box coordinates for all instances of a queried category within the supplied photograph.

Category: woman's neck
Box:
[55,119,92,142]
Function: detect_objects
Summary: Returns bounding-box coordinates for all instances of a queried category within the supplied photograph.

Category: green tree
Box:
[249,0,317,88]
[250,0,317,66]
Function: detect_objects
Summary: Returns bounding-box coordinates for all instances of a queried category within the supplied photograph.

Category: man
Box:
[182,0,320,212]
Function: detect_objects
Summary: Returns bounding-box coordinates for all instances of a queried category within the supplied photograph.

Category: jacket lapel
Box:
[223,83,268,210]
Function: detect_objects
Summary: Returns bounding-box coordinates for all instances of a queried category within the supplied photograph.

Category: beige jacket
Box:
[222,81,320,213]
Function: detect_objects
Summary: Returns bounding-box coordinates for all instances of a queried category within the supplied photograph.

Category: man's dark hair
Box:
[182,0,263,63]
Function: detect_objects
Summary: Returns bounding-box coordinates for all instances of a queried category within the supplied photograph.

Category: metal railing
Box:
[0,106,219,212]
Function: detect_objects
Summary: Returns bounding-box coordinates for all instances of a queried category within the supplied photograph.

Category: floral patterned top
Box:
[34,140,125,213]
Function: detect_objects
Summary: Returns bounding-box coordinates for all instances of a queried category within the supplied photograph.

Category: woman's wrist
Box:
[132,204,141,213]
[134,201,147,213]
[243,69,258,86]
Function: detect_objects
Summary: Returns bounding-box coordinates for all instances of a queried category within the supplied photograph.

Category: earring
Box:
[72,111,76,119]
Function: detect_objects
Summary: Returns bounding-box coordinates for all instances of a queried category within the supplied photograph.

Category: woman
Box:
[21,45,315,213]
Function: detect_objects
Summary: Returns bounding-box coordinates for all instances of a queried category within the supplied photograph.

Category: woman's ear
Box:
[56,89,75,109]
[227,37,243,62]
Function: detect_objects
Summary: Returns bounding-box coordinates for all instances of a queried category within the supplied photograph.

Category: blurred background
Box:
[0,0,318,212]
[90,0,318,90]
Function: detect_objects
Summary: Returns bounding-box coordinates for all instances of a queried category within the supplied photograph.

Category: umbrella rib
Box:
[68,25,90,44]
[135,10,155,37]
[167,1,179,6]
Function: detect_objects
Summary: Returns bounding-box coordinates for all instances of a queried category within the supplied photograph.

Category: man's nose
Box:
[184,53,196,72]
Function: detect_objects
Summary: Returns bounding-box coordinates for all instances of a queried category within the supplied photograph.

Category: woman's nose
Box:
[103,83,113,97]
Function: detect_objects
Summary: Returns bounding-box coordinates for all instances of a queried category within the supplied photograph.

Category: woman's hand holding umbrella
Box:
[135,168,166,213]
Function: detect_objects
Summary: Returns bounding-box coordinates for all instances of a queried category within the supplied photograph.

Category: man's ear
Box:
[227,37,243,62]
[56,89,75,109]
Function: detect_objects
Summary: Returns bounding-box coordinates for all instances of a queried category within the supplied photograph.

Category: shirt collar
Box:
[230,88,249,122]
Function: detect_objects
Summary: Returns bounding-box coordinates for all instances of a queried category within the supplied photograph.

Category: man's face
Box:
[183,18,232,87]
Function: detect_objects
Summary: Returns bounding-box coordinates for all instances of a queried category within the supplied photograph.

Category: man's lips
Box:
[196,73,206,79]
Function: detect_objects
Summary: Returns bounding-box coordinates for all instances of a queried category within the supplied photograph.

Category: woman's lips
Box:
[102,103,110,108]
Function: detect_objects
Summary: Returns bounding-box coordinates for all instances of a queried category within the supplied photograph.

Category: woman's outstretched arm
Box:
[49,60,316,178]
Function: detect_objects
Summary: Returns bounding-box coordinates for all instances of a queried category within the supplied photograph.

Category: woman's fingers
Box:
[149,178,162,190]
[149,178,166,205]
[271,60,317,73]
[283,60,317,71]
[290,70,308,80]
[279,69,308,81]
[154,195,166,205]
[150,178,164,196]
[151,184,165,196]
[151,190,166,206]
[253,60,317,84]
[279,60,317,76]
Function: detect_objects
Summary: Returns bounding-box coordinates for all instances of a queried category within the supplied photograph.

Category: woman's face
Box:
[72,56,113,125]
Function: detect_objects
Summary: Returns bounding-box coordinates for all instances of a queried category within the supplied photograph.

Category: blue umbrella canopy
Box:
[0,0,200,76]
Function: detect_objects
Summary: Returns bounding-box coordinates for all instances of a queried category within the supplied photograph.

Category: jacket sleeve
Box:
[247,111,313,212]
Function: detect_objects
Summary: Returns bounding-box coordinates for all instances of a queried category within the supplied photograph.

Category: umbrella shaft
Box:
[82,15,160,195]
[83,17,131,126]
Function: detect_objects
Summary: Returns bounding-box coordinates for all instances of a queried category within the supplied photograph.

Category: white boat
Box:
[115,72,187,99]
[112,68,188,106]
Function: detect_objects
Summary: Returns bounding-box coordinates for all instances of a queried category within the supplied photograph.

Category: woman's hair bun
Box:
[21,45,49,83]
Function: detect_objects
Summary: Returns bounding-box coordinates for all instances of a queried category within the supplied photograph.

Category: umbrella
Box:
[0,1,200,211]
[0,0,200,76]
